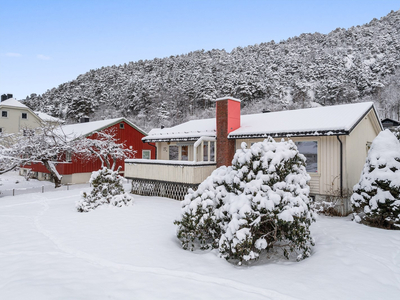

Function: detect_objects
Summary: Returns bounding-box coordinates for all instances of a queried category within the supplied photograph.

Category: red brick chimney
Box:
[215,97,241,167]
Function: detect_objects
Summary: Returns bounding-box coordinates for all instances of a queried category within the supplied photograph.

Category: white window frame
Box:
[295,140,319,173]
[66,151,72,162]
[142,150,151,160]
[21,112,28,119]
[201,141,216,162]
[1,110,8,118]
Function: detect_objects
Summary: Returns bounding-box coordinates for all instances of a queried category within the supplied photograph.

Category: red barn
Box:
[21,118,155,184]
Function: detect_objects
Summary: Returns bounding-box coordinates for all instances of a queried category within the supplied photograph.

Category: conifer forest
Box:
[24,10,400,131]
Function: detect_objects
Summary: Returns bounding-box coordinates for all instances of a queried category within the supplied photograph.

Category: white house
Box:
[125,97,382,213]
[0,98,43,135]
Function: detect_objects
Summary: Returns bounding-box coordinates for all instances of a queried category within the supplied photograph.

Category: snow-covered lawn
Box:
[0,183,399,299]
[0,169,54,190]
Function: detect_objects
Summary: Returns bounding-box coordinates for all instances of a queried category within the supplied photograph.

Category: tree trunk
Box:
[43,159,62,188]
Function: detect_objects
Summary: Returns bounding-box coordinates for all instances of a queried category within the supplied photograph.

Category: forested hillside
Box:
[24,10,400,131]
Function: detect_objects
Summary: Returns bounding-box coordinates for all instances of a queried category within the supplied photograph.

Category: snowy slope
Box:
[0,183,399,299]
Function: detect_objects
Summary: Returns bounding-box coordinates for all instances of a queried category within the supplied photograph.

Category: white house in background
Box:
[125,98,382,213]
[0,98,65,135]
[0,98,43,134]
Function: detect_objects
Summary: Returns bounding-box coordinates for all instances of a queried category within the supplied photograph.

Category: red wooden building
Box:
[21,118,155,184]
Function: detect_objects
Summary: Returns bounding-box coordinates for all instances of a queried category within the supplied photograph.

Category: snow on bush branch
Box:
[351,130,400,229]
[174,137,315,264]
[76,167,133,212]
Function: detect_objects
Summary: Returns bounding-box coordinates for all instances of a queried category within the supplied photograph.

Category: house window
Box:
[296,141,318,173]
[203,141,209,161]
[119,123,125,129]
[0,128,2,133]
[210,141,215,161]
[22,113,27,119]
[181,145,188,161]
[169,145,179,160]
[142,150,151,160]
[1,111,7,118]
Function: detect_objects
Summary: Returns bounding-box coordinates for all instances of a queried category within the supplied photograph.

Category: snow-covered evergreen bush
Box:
[175,138,315,264]
[76,167,133,212]
[351,130,400,229]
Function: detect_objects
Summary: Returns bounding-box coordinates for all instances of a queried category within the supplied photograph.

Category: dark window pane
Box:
[2,111,7,117]
[210,141,215,161]
[203,142,208,161]
[296,141,318,173]
[22,113,27,119]
[169,145,178,160]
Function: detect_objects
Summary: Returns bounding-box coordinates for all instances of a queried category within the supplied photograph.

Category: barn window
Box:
[169,145,179,160]
[296,141,318,173]
[22,113,28,119]
[142,150,151,160]
[119,123,125,129]
[66,151,72,162]
[1,111,7,118]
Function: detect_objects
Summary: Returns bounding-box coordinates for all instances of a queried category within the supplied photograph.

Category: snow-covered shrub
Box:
[175,138,315,264]
[351,130,400,229]
[76,167,133,212]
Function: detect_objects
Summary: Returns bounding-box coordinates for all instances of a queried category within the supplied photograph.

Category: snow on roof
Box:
[35,111,64,123]
[143,102,377,142]
[60,118,130,140]
[144,118,216,142]
[0,98,28,109]
[231,102,376,138]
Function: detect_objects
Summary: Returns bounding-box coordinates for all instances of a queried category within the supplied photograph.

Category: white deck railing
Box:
[125,159,216,184]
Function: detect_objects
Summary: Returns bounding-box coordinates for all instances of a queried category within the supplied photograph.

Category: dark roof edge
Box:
[347,104,382,134]
[228,130,350,139]
[142,137,201,143]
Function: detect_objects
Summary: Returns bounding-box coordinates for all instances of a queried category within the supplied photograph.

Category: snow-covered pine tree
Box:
[76,167,133,212]
[351,130,400,229]
[175,137,315,264]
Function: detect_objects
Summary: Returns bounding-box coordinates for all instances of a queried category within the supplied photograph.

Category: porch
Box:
[125,159,216,200]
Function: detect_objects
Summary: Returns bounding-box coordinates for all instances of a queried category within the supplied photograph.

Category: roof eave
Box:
[228,130,350,139]
[142,136,209,143]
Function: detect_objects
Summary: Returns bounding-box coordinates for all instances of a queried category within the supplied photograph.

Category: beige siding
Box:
[344,110,381,192]
[157,142,170,160]
[0,106,42,134]
[235,136,342,195]
[125,162,216,184]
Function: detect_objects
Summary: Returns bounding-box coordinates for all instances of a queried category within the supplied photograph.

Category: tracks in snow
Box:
[31,195,299,300]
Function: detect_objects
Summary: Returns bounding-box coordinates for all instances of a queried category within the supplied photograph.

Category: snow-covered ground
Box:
[0,173,399,299]
[0,169,54,190]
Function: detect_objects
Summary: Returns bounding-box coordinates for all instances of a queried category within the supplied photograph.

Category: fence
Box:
[0,183,90,197]
[0,181,132,198]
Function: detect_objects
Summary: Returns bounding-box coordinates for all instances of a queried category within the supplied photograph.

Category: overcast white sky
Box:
[1,0,399,100]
